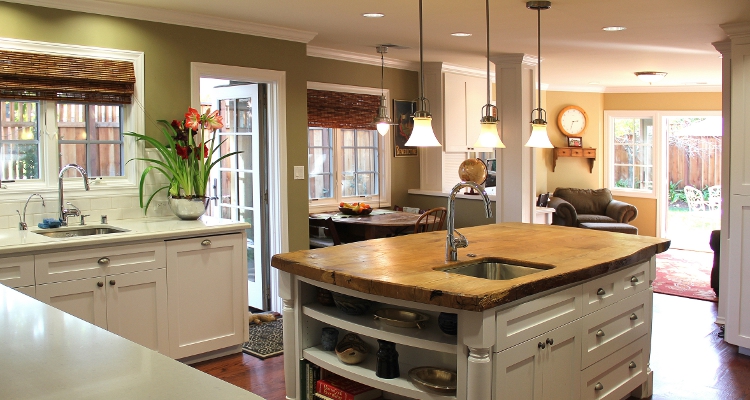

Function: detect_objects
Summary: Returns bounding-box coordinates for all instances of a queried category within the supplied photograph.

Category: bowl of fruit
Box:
[339,202,373,215]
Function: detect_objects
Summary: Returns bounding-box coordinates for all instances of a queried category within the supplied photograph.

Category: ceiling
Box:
[15,0,750,92]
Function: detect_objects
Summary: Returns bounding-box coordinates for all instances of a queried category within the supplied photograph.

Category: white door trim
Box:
[190,62,289,312]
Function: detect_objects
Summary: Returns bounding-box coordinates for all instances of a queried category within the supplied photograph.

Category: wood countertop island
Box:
[271,222,669,312]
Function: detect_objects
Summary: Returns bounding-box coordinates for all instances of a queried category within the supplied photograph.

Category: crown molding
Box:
[720,21,750,38]
[602,85,721,93]
[546,84,605,93]
[306,46,417,71]
[6,0,317,43]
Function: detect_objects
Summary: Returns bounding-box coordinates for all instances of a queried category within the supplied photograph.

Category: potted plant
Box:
[125,107,241,219]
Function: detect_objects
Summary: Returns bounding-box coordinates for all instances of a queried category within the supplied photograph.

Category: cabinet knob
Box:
[546,338,554,346]
[630,313,638,321]
[594,382,604,391]
[537,341,546,349]
[109,280,116,286]
[597,288,605,296]
[629,361,637,369]
[201,239,211,246]
[596,329,605,337]
[98,257,110,265]
[630,276,639,284]
[97,281,104,287]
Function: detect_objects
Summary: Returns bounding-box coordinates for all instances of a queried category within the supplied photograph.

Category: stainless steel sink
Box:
[32,226,129,238]
[441,259,551,280]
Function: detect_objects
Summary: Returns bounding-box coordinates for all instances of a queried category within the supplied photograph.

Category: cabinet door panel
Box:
[495,335,544,400]
[167,234,245,359]
[36,278,107,328]
[543,321,582,400]
[0,255,35,288]
[465,75,487,151]
[12,285,35,298]
[107,269,169,354]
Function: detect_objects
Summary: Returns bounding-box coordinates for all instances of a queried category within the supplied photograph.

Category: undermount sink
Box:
[441,259,551,280]
[32,226,129,238]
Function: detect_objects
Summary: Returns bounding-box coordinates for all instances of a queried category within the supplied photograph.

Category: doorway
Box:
[192,63,288,312]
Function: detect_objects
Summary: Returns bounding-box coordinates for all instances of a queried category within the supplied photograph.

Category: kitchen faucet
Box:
[59,164,90,226]
[17,193,45,230]
[446,181,493,261]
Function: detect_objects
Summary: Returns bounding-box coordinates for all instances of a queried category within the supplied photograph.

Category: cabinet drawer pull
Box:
[630,313,638,321]
[597,288,606,296]
[537,341,546,349]
[546,338,554,346]
[201,239,211,246]
[630,276,639,284]
[109,280,116,286]
[596,329,605,337]
[97,281,104,288]
[594,382,604,391]
[98,257,110,265]
[629,361,637,369]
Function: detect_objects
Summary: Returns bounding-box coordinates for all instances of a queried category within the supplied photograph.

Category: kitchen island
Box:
[272,222,670,400]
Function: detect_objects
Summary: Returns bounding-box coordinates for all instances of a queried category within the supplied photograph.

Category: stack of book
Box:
[300,360,382,400]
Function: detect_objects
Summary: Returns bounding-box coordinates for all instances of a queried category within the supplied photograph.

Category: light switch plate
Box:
[293,166,305,180]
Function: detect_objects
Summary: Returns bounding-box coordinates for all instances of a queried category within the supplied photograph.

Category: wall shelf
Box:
[553,147,596,173]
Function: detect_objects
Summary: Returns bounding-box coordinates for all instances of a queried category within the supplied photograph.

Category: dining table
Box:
[310,209,423,242]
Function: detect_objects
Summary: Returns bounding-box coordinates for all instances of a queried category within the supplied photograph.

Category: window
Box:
[58,104,124,177]
[0,100,40,180]
[612,116,654,191]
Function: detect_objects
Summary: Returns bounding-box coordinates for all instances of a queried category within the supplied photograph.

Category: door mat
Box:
[653,249,717,302]
[242,318,283,360]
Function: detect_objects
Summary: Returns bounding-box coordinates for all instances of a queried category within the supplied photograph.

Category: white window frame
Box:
[0,38,144,202]
[604,110,662,199]
[307,82,391,212]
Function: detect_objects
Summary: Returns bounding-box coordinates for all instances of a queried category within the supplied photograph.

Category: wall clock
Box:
[557,105,587,137]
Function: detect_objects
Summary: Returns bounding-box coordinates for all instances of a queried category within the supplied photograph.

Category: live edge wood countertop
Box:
[271,222,670,312]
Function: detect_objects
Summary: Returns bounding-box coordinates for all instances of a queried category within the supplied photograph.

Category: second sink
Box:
[441,259,551,280]
[32,225,129,238]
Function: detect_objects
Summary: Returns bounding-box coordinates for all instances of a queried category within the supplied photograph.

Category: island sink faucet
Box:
[446,181,493,261]
[59,164,90,226]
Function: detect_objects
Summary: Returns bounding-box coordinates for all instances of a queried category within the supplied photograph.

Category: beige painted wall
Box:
[0,2,420,251]
[603,92,722,111]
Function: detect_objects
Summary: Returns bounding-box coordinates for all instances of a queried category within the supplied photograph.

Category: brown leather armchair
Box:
[547,188,638,227]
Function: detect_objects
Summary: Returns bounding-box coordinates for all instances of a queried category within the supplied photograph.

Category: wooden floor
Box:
[194,293,750,400]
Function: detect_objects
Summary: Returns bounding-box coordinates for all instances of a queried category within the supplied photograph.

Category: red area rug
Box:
[654,249,717,302]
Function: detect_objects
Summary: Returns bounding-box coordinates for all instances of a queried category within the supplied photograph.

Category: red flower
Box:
[202,109,224,131]
[175,144,189,160]
[196,143,209,159]
[184,108,201,131]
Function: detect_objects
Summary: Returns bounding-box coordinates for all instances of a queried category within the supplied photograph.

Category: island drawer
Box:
[35,242,166,284]
[581,261,649,316]
[0,255,35,288]
[580,334,649,400]
[580,289,651,369]
[496,285,582,351]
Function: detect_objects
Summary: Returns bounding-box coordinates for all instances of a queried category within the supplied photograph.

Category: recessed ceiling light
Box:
[451,32,472,37]
[602,26,626,32]
[635,71,667,84]
[588,82,600,85]
[362,13,385,18]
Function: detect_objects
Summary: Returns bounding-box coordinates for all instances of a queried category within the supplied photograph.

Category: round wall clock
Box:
[557,105,588,137]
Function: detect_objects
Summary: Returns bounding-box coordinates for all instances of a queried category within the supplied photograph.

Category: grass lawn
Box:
[665,202,719,252]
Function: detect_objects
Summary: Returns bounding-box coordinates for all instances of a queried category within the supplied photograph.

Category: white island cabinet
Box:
[279,258,655,400]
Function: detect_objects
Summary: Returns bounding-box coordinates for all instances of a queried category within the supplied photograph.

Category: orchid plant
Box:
[125,107,241,214]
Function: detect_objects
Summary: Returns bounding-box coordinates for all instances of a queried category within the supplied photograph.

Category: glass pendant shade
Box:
[406,115,441,147]
[475,118,505,148]
[526,122,554,148]
[376,121,390,136]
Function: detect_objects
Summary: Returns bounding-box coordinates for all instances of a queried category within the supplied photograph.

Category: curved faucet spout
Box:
[59,164,90,226]
[446,181,493,261]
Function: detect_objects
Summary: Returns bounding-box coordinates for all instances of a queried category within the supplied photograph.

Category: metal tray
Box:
[373,308,429,329]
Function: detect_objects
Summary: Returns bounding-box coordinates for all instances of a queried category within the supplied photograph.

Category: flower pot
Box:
[168,197,209,220]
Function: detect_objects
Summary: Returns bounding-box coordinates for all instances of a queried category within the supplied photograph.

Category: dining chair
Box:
[708,185,721,211]
[309,217,342,248]
[414,207,447,233]
[684,185,707,212]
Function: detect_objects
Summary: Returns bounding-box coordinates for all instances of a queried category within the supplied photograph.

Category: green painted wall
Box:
[0,2,420,251]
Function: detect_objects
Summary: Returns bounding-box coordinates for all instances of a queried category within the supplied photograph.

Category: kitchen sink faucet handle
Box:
[101,215,108,224]
[80,214,90,226]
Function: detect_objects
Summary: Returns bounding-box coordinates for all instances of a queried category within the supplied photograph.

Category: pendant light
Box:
[373,46,392,136]
[405,0,441,147]
[474,0,505,148]
[524,1,554,149]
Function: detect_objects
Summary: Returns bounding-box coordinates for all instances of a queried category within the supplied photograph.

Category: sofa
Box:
[548,188,638,227]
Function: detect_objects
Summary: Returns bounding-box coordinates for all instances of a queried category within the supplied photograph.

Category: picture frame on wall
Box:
[568,137,582,147]
[393,99,418,157]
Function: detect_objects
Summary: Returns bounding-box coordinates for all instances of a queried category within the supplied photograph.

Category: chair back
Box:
[683,186,706,212]
[309,217,341,248]
[414,207,447,233]
[708,185,721,211]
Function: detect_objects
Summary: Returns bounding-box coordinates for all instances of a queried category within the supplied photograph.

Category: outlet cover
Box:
[294,166,305,180]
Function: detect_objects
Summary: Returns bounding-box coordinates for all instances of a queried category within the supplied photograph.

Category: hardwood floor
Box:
[195,293,750,400]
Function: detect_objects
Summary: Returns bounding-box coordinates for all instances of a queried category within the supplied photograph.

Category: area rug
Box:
[242,318,283,360]
[653,249,717,302]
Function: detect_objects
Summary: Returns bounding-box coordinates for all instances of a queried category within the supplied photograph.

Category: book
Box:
[315,375,382,400]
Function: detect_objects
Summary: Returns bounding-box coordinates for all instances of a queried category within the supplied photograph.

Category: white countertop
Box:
[0,283,263,399]
[0,216,251,256]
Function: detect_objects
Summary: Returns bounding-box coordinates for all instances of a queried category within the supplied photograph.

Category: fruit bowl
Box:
[338,207,373,216]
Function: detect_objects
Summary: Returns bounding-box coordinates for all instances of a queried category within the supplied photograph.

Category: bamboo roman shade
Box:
[307,89,380,129]
[0,50,135,104]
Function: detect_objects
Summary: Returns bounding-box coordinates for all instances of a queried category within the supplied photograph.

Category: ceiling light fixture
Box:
[451,32,472,37]
[635,71,667,84]
[362,13,384,18]
[474,0,505,149]
[373,45,392,136]
[602,26,626,31]
[405,0,441,147]
[524,1,554,149]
